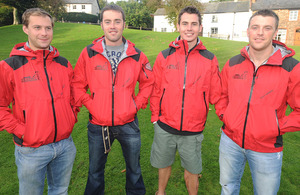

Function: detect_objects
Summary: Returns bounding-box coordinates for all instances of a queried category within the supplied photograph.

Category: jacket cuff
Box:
[13,123,25,138]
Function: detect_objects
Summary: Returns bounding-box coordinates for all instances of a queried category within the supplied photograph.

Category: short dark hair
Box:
[22,8,54,27]
[248,9,279,30]
[178,6,201,25]
[100,4,125,22]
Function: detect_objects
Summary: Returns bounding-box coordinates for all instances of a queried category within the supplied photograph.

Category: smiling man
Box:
[216,9,300,195]
[0,8,78,194]
[72,4,154,195]
[150,6,221,195]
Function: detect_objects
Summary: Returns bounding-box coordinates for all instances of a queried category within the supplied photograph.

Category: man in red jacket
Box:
[72,4,154,195]
[216,9,300,194]
[150,6,221,195]
[0,8,77,194]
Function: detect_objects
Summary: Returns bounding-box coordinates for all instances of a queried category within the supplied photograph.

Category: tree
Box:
[146,0,164,13]
[97,0,108,10]
[117,1,153,28]
[209,0,232,2]
[37,0,66,21]
[164,0,203,30]
[0,0,38,25]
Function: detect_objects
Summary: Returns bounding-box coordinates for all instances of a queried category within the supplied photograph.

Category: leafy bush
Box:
[0,6,13,26]
[61,12,98,23]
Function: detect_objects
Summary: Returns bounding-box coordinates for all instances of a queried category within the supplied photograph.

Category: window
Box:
[275,29,287,43]
[289,10,298,21]
[161,28,167,32]
[211,27,218,34]
[212,15,218,23]
[82,5,85,9]
[73,5,76,10]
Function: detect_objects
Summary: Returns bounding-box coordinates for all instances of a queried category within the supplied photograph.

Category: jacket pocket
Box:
[274,110,283,148]
[159,88,165,117]
[132,96,138,112]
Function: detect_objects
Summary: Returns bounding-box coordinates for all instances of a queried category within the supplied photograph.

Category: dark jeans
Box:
[84,117,146,195]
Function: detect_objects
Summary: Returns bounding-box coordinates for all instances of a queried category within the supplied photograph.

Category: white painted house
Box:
[202,1,252,42]
[64,0,100,16]
[152,8,176,33]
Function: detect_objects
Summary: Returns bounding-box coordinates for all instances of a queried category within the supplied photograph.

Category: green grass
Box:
[0,22,299,194]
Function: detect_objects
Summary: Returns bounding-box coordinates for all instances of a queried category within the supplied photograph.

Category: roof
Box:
[203,1,250,14]
[64,0,96,3]
[152,8,167,16]
[252,0,300,11]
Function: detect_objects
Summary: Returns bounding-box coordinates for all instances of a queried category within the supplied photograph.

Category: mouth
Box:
[254,38,264,42]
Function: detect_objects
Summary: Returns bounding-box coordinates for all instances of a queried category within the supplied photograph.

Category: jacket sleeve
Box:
[71,48,93,110]
[0,60,25,138]
[279,62,300,133]
[134,52,154,110]
[67,61,80,120]
[215,61,230,121]
[150,53,163,123]
[209,55,221,105]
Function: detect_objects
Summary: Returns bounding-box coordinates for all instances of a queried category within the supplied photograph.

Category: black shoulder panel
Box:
[53,56,68,68]
[199,50,215,60]
[130,47,141,62]
[229,54,245,67]
[4,56,28,70]
[161,47,176,59]
[281,57,299,72]
[87,44,98,58]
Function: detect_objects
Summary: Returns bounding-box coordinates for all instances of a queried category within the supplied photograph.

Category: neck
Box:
[105,38,123,47]
[249,45,273,68]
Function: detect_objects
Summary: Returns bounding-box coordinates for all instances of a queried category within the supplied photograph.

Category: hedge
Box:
[61,12,98,23]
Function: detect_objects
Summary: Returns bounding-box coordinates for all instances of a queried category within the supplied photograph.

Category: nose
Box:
[186,24,193,31]
[258,27,263,35]
[41,27,48,35]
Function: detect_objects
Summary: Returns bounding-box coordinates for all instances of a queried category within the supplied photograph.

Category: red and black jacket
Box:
[216,40,300,152]
[0,42,77,147]
[72,36,154,126]
[150,37,221,133]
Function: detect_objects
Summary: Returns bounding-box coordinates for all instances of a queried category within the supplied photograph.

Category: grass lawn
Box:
[0,23,299,194]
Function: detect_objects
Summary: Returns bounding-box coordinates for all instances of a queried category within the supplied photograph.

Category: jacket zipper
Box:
[203,92,208,127]
[132,96,138,111]
[112,73,115,126]
[142,67,148,79]
[180,43,189,131]
[159,88,166,116]
[275,110,280,136]
[242,70,257,148]
[43,50,58,142]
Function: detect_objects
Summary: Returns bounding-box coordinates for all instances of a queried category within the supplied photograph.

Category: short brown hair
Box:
[249,9,279,30]
[100,4,125,22]
[178,6,201,25]
[22,8,54,27]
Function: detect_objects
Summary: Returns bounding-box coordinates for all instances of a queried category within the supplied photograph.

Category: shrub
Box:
[0,6,13,27]
[61,12,98,23]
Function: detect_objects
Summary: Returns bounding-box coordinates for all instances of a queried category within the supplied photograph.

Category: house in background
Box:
[152,0,300,45]
[251,0,300,46]
[64,0,100,16]
[152,8,176,32]
[202,0,251,42]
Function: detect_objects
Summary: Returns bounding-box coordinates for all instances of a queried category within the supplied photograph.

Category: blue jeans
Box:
[84,117,145,195]
[15,136,76,195]
[219,131,282,195]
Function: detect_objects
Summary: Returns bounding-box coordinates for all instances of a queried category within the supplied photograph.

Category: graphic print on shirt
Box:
[106,50,123,75]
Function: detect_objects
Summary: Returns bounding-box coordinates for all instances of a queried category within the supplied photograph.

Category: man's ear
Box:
[23,25,28,35]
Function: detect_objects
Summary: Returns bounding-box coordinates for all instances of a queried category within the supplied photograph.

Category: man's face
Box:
[101,10,125,46]
[177,13,202,48]
[247,15,278,52]
[23,15,53,51]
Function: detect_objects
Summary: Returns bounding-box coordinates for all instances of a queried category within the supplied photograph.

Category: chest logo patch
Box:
[21,71,40,83]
